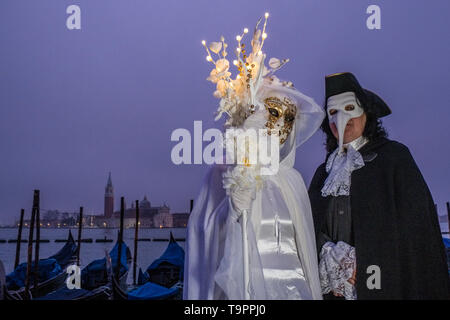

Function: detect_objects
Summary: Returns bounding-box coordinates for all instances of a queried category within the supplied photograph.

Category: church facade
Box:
[94,173,188,228]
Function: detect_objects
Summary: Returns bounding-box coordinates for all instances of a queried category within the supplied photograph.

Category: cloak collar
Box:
[358,137,390,163]
[325,137,390,165]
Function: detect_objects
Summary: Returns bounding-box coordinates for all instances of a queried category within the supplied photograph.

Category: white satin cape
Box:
[183,86,324,300]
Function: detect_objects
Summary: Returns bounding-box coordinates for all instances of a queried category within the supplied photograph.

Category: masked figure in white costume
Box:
[183,15,324,300]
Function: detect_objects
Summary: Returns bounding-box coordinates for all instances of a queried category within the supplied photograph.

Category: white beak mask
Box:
[326,92,364,153]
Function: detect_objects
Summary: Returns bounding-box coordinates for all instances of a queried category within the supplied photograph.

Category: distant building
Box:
[21,210,78,228]
[95,195,178,228]
[104,172,114,218]
[172,213,190,228]
[14,172,190,229]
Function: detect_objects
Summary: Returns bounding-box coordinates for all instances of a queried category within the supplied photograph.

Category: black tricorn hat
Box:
[325,72,391,118]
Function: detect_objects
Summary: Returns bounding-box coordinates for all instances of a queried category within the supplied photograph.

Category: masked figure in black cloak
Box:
[308,72,450,300]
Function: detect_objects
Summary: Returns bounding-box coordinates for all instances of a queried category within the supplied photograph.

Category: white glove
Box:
[230,186,256,214]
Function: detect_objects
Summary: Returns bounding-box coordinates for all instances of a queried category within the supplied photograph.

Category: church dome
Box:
[140,195,151,209]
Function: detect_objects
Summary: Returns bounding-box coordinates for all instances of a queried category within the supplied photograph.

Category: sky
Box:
[0,0,449,224]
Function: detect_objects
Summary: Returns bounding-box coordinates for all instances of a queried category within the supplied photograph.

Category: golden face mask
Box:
[264,96,297,144]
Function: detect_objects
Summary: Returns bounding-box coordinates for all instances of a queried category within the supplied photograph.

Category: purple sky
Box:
[1,0,449,224]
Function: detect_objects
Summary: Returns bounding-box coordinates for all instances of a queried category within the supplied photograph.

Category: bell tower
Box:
[104,172,114,218]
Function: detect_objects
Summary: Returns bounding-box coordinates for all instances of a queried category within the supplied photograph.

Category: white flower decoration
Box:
[209,42,222,54]
[207,59,231,83]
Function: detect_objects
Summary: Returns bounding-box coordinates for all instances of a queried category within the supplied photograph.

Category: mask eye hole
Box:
[284,113,295,122]
[345,104,355,111]
[268,108,280,118]
[328,109,337,116]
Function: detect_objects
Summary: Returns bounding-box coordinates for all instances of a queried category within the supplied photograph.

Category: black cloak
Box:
[308,137,450,299]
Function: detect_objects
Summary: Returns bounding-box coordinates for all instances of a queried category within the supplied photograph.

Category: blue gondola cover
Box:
[146,235,185,278]
[443,237,450,248]
[6,259,62,290]
[127,281,178,300]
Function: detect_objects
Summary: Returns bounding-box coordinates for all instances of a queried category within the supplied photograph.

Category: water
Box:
[0,227,186,279]
[1,224,447,275]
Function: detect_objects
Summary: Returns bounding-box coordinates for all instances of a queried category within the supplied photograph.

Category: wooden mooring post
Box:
[33,190,41,289]
[76,207,83,266]
[446,202,450,235]
[133,200,140,285]
[25,190,38,299]
[116,197,125,280]
[14,209,25,269]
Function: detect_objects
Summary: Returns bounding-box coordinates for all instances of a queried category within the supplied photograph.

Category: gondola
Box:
[110,233,183,300]
[110,269,180,300]
[36,239,131,300]
[35,283,112,301]
[3,230,78,300]
[145,232,184,288]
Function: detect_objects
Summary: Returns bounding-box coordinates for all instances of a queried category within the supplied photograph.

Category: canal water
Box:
[0,227,187,281]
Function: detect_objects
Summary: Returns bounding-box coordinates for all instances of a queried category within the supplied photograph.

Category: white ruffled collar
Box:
[320,136,368,197]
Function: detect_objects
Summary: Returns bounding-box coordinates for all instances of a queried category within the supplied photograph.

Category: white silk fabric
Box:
[183,86,325,300]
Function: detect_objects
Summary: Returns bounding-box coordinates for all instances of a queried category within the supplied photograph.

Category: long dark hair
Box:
[321,106,388,155]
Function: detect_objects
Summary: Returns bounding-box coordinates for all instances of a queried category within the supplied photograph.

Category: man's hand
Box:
[347,267,356,285]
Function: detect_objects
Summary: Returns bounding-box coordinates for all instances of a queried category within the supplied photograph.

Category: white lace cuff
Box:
[318,241,357,300]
